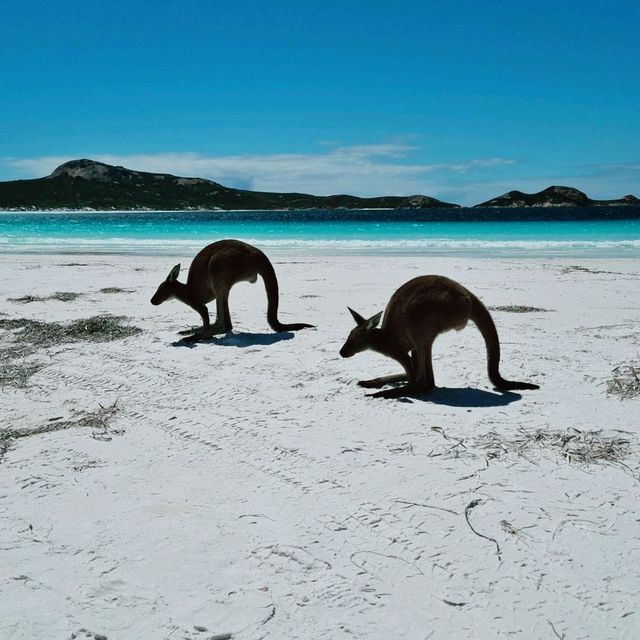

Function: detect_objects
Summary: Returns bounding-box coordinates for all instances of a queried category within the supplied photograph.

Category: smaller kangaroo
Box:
[151,239,314,338]
[340,275,539,398]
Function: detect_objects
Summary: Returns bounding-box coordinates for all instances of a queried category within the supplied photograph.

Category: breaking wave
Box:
[3,235,640,256]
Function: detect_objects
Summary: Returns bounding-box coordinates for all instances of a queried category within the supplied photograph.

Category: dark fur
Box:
[340,275,539,398]
[151,239,314,336]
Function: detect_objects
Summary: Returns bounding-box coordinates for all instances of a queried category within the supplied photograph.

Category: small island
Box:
[475,185,640,208]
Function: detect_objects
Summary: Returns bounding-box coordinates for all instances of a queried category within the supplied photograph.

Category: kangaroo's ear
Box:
[365,311,383,330]
[167,263,181,281]
[348,307,366,326]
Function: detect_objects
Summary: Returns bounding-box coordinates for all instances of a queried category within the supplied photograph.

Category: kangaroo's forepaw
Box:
[181,325,232,342]
[181,331,205,343]
[177,326,199,336]
[358,378,386,389]
[358,374,408,389]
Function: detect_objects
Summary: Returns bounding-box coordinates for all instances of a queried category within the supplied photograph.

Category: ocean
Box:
[1,210,640,257]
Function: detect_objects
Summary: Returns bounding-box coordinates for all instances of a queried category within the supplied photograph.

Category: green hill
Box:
[0,159,460,211]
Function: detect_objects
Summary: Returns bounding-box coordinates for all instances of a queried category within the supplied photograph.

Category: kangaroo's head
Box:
[150,263,181,305]
[339,307,383,358]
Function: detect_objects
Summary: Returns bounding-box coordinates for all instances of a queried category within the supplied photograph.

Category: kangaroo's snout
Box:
[340,345,353,358]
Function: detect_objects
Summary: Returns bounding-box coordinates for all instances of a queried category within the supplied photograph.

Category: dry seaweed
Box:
[0,344,36,360]
[607,365,640,400]
[50,291,82,302]
[0,314,142,348]
[488,305,551,313]
[465,499,501,560]
[0,315,142,388]
[8,291,83,303]
[561,265,621,275]
[475,427,634,468]
[1,402,119,462]
[99,287,135,294]
[0,362,44,388]
[7,295,44,304]
[0,340,41,387]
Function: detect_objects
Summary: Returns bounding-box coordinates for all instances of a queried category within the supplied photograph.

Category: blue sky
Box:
[1,0,638,204]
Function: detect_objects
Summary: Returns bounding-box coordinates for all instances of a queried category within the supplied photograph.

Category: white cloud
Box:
[1,145,516,204]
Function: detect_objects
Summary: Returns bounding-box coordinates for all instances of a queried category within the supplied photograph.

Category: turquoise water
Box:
[1,211,640,257]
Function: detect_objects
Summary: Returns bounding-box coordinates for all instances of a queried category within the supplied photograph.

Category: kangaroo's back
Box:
[183,240,262,301]
[382,275,472,346]
[187,240,262,283]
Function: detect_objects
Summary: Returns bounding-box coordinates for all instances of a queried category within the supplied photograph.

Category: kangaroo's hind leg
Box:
[370,343,435,399]
[180,303,215,341]
[211,286,233,333]
[178,295,215,336]
[359,349,416,388]
[185,291,229,339]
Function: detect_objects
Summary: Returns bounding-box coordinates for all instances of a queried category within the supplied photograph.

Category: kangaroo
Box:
[339,275,539,398]
[151,239,314,338]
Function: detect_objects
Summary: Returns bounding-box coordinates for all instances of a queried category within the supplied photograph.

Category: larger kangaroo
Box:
[340,275,539,398]
[151,239,314,337]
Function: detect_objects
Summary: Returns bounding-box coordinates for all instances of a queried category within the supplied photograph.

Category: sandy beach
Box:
[1,253,639,640]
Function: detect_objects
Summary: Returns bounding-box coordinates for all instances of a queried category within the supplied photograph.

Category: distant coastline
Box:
[1,159,638,213]
[2,207,640,222]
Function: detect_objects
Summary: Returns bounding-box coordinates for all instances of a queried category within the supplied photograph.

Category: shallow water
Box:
[1,210,640,257]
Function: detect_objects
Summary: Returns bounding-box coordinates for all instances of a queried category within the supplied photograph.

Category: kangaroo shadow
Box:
[393,386,523,407]
[172,331,294,349]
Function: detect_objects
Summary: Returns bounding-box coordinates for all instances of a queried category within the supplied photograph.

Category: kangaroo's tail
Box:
[258,256,314,332]
[469,293,539,391]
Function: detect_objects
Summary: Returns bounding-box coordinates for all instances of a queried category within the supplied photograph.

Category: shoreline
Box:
[3,240,640,259]
[3,248,640,259]
[2,206,640,219]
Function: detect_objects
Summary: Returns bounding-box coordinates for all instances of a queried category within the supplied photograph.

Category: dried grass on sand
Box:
[607,365,640,400]
[0,315,142,388]
[475,426,635,468]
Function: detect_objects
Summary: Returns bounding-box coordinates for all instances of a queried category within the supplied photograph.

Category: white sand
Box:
[1,254,639,640]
